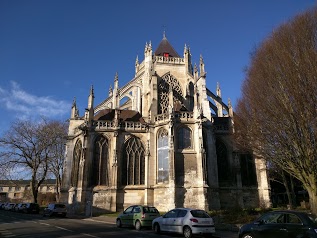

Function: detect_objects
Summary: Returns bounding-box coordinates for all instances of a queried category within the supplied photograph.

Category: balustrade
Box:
[155,56,185,64]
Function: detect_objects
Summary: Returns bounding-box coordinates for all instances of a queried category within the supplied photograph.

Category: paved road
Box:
[0,210,237,238]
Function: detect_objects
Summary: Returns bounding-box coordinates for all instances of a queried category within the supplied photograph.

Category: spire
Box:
[200,54,205,76]
[90,85,94,96]
[71,97,79,118]
[184,44,188,54]
[228,98,233,117]
[217,82,222,98]
[135,55,139,75]
[114,72,119,89]
[135,55,139,66]
[88,85,94,109]
[154,35,180,57]
[108,84,113,97]
[113,72,119,108]
[194,63,198,80]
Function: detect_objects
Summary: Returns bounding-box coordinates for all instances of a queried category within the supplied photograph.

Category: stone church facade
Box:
[61,35,271,215]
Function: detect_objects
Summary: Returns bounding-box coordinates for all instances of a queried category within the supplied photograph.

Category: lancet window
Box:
[240,154,257,186]
[187,82,194,111]
[71,140,82,187]
[178,126,192,149]
[92,135,109,186]
[216,139,232,186]
[122,137,145,185]
[158,73,184,114]
[157,129,169,183]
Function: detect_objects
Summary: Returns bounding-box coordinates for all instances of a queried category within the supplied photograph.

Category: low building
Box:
[0,179,57,203]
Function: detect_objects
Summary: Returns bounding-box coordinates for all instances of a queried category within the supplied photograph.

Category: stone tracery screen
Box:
[71,140,82,187]
[158,73,184,114]
[122,137,145,185]
[93,136,109,186]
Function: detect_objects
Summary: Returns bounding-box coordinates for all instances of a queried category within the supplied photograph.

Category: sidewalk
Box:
[74,215,238,238]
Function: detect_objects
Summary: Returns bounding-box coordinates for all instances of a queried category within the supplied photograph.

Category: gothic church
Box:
[61,35,271,215]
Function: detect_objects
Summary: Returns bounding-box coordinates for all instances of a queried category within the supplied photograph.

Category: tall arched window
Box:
[216,139,231,186]
[157,129,169,183]
[122,137,145,185]
[188,82,194,111]
[71,140,82,187]
[92,135,109,186]
[178,126,192,149]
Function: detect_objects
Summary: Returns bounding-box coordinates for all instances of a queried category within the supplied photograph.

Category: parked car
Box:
[21,203,40,214]
[4,203,16,211]
[43,203,67,217]
[116,205,160,230]
[152,208,215,238]
[238,210,317,238]
[15,203,26,212]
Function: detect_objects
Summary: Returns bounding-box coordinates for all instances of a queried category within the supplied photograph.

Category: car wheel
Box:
[116,219,122,228]
[135,220,141,230]
[242,234,254,238]
[154,223,160,234]
[183,226,192,238]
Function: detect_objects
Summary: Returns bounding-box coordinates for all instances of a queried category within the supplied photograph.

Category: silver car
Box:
[152,208,215,238]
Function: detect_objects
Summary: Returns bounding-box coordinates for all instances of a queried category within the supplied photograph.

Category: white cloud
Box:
[0,81,71,119]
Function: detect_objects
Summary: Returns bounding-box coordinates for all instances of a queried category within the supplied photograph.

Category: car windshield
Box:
[307,214,317,224]
[143,206,158,213]
[190,210,210,218]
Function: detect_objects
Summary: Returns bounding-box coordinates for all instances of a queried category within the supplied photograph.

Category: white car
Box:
[152,208,215,238]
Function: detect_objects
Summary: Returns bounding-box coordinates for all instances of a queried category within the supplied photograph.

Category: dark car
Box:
[116,205,160,230]
[43,203,67,217]
[238,210,317,238]
[21,203,40,214]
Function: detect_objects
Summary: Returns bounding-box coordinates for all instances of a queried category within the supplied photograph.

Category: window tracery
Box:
[178,126,192,149]
[157,129,169,183]
[122,137,145,185]
[71,140,82,187]
[158,73,184,114]
[92,135,109,186]
[216,139,232,186]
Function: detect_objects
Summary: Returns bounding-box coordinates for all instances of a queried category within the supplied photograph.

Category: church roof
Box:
[94,109,146,123]
[154,34,180,57]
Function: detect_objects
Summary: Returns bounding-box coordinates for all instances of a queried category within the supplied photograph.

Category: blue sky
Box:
[0,0,316,134]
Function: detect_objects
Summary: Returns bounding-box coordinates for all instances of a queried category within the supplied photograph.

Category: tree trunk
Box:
[55,175,61,202]
[289,176,296,207]
[306,187,317,214]
[282,170,293,209]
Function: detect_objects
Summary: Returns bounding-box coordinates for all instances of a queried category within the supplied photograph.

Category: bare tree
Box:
[0,119,67,203]
[235,7,317,213]
[46,120,68,202]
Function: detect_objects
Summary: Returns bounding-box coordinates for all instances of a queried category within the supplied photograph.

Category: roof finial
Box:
[162,24,167,39]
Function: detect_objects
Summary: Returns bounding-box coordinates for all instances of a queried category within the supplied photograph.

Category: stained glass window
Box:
[92,136,109,186]
[178,127,192,149]
[122,137,145,185]
[158,73,184,114]
[71,140,82,187]
[157,129,169,183]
